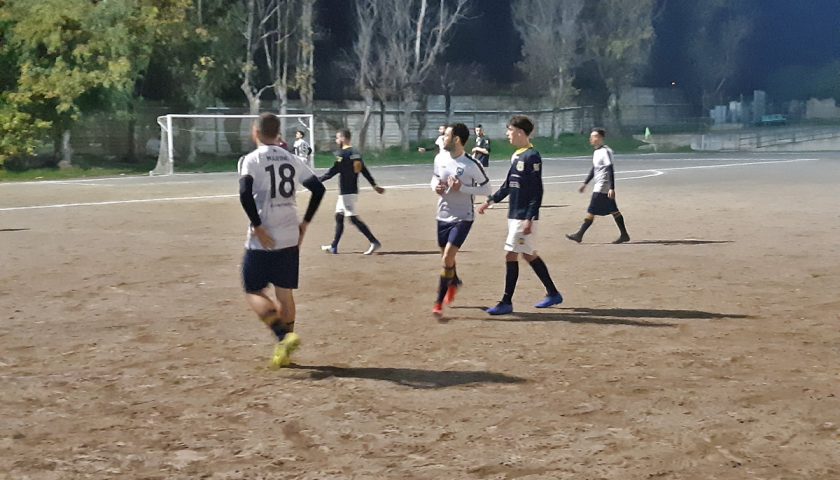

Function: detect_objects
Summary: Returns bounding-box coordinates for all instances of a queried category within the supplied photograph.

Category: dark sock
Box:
[436,266,455,304]
[577,218,593,236]
[269,320,289,342]
[350,216,378,243]
[613,213,628,236]
[529,257,559,296]
[501,261,519,304]
[452,264,461,285]
[333,213,345,248]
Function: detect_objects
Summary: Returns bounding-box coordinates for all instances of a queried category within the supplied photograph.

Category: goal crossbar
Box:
[152,113,314,176]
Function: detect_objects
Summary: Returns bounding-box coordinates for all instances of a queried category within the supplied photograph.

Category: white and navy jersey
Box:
[431,151,491,222]
[293,139,312,162]
[489,145,543,220]
[238,145,316,250]
[592,145,615,193]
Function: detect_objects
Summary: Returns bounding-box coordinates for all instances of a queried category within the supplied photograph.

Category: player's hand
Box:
[478,202,490,214]
[417,147,426,153]
[578,184,586,193]
[374,185,385,194]
[434,180,447,195]
[298,221,308,246]
[523,219,533,235]
[253,225,275,249]
[448,176,462,192]
[608,189,615,199]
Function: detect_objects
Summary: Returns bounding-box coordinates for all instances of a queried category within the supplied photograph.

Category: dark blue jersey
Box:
[319,146,378,194]
[488,146,543,220]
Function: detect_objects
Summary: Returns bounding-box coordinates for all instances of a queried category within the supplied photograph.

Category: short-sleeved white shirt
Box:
[238,145,316,250]
[432,151,491,222]
[592,145,615,194]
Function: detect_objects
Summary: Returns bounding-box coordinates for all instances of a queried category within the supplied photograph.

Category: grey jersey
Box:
[431,151,491,222]
[592,145,615,193]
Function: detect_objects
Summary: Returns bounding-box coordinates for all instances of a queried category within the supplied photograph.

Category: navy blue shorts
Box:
[437,220,473,248]
[241,246,299,292]
[477,155,490,168]
[587,192,619,216]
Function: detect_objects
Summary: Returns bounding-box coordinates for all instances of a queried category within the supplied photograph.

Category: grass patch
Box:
[0,134,655,181]
[0,156,156,182]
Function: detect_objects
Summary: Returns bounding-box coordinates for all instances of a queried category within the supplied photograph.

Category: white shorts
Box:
[336,194,358,216]
[504,219,538,254]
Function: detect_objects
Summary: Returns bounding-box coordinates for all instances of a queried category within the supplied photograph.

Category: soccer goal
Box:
[150,113,315,176]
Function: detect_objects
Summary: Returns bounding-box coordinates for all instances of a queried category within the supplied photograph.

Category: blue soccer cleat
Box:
[486,302,513,315]
[534,293,564,309]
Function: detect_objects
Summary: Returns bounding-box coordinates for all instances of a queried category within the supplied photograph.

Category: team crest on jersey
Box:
[456,167,464,176]
[516,161,525,171]
[534,163,541,172]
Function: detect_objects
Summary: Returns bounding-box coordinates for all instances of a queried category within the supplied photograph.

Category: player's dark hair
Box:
[508,115,534,135]
[476,124,483,129]
[449,122,470,146]
[592,128,607,138]
[257,113,280,138]
[337,127,352,141]
[296,129,306,137]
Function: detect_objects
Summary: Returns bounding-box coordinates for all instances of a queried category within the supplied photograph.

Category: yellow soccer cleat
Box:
[270,332,301,369]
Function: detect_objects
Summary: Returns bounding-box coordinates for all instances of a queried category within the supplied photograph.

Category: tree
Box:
[512,0,585,138]
[350,0,469,151]
[1,0,189,166]
[683,1,753,109]
[581,0,656,132]
[238,0,316,120]
[350,0,391,150]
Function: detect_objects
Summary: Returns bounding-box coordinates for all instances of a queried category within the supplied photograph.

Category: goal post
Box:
[151,113,315,176]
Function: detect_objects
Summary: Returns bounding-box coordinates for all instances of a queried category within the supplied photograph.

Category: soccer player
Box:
[431,122,492,318]
[238,113,326,368]
[319,128,385,255]
[478,115,563,315]
[293,129,313,168]
[471,124,491,168]
[565,128,630,244]
[418,124,446,154]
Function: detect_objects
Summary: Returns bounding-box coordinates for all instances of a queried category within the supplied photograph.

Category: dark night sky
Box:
[316,0,840,98]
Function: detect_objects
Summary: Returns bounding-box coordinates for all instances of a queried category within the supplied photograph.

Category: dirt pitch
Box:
[1,155,839,479]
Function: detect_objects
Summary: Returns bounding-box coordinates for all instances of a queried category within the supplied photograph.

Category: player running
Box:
[431,123,492,318]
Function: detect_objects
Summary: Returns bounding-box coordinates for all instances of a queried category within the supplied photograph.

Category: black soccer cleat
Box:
[565,232,583,243]
[612,234,630,244]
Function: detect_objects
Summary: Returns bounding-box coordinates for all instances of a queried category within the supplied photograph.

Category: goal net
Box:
[150,113,315,175]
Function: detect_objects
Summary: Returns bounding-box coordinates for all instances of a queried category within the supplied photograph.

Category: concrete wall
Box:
[692,126,840,151]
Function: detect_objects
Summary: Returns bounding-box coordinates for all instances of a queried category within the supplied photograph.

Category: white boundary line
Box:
[0,158,819,212]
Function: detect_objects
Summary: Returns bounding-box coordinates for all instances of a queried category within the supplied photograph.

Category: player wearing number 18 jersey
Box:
[238,113,325,368]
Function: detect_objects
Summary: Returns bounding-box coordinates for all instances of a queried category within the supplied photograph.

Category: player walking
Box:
[478,115,563,315]
[319,128,385,255]
[565,128,630,244]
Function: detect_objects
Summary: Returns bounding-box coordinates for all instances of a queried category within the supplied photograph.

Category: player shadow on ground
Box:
[624,239,733,246]
[287,364,527,389]
[0,228,29,232]
[450,306,750,327]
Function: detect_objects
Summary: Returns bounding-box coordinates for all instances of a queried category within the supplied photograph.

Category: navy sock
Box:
[269,321,289,342]
[501,261,518,304]
[529,257,559,296]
